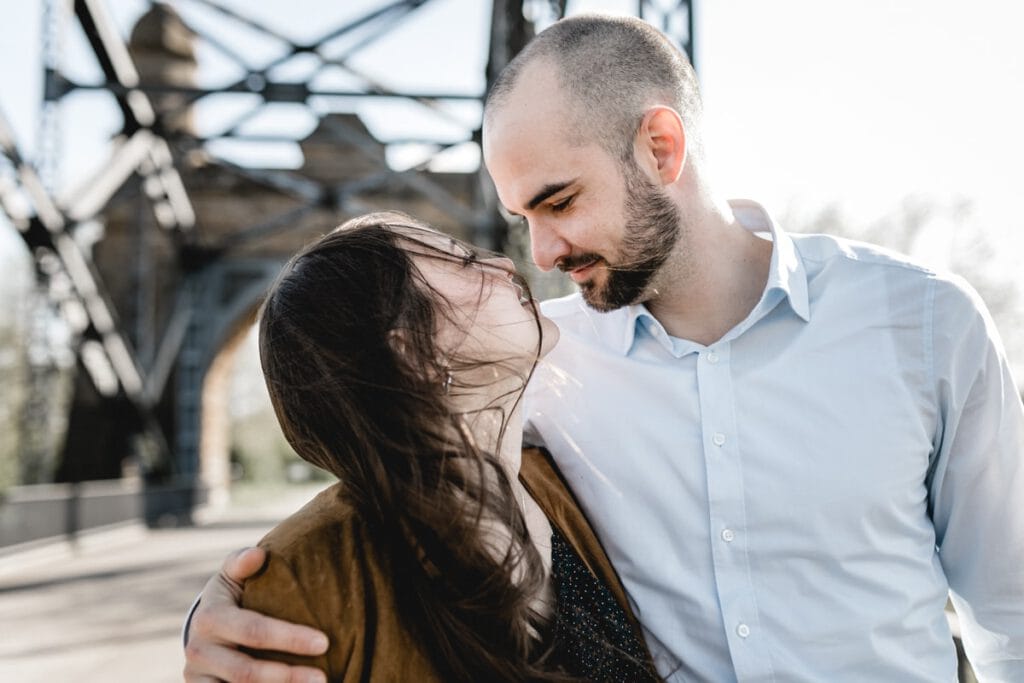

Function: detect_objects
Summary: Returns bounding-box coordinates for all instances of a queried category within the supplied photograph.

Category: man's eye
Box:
[551,197,573,212]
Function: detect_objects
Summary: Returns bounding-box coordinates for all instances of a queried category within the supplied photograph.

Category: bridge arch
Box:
[176,258,285,509]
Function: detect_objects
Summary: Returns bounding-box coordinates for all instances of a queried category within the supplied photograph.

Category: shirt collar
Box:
[608,199,810,356]
[733,198,810,324]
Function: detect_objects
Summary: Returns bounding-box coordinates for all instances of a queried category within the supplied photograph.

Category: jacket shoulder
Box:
[241,484,439,681]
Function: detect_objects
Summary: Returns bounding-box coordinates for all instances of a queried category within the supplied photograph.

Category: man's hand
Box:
[183,547,329,683]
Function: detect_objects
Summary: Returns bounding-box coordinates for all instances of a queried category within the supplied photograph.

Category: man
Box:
[184,14,1024,682]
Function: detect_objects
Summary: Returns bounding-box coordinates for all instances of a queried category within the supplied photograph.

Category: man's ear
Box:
[636,106,687,185]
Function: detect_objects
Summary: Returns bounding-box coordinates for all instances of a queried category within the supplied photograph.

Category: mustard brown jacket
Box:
[240,447,653,681]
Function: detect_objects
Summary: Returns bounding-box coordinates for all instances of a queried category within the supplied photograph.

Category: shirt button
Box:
[721,529,735,542]
[713,433,726,446]
[707,351,720,364]
[737,623,751,638]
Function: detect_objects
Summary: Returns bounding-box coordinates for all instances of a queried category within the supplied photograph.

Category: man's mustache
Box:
[557,254,603,272]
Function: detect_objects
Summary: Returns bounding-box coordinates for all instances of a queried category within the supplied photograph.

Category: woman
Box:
[243,211,658,681]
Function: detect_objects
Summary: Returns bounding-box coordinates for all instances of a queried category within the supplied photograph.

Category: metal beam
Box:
[50,74,483,103]
[638,0,696,68]
[73,0,196,235]
[7,0,683,499]
[0,105,171,465]
[60,129,155,223]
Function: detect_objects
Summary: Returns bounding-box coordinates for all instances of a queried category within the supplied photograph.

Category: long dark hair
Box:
[258,211,565,681]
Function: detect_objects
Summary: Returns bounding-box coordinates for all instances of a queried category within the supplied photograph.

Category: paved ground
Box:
[0,482,330,683]
[0,481,981,683]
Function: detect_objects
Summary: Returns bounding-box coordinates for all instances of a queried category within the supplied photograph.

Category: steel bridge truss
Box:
[0,0,694,510]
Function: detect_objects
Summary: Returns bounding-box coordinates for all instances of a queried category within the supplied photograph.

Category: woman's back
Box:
[241,448,659,681]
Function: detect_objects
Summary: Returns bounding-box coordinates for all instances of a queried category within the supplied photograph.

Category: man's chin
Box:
[579,282,622,312]
[578,273,651,312]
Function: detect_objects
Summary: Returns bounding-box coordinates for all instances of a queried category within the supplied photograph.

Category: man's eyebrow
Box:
[526,180,576,211]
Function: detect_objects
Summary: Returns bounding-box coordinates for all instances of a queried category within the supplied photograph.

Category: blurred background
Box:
[0,0,1019,680]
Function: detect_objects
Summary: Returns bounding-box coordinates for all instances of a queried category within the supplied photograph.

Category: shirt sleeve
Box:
[182,593,201,647]
[927,274,1024,681]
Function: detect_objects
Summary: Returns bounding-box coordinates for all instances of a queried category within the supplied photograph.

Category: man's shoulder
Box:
[791,231,936,278]
[790,232,992,324]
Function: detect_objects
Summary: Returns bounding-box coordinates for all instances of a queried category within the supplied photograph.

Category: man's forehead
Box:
[497,56,561,103]
[486,127,608,211]
[485,62,566,135]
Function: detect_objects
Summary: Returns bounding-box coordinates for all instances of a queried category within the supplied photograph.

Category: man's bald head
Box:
[484,14,703,163]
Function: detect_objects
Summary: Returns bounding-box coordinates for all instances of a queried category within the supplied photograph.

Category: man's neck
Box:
[645,202,773,346]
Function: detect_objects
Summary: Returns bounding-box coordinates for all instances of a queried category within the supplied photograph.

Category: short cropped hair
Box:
[485,14,703,163]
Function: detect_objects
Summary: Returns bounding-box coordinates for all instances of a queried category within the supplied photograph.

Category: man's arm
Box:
[928,275,1024,680]
[182,547,329,683]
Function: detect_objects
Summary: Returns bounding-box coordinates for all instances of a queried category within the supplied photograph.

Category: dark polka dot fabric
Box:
[549,527,660,682]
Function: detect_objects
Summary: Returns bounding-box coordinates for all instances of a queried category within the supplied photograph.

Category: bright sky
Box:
[4,1,1023,213]
[2,0,1023,305]
[699,1,1024,241]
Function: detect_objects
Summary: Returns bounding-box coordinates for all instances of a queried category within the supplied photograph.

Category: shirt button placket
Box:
[698,342,770,679]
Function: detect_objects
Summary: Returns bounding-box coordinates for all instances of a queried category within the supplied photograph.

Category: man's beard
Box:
[567,161,681,312]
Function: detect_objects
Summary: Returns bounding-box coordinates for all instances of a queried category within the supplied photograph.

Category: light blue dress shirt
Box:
[524,200,1024,682]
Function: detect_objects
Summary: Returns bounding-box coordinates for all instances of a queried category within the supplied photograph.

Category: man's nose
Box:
[528,219,571,272]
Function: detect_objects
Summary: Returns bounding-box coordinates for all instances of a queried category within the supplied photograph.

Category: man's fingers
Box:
[198,547,267,611]
[191,605,329,655]
[183,641,327,683]
[238,611,329,655]
[223,546,269,585]
[183,546,328,682]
